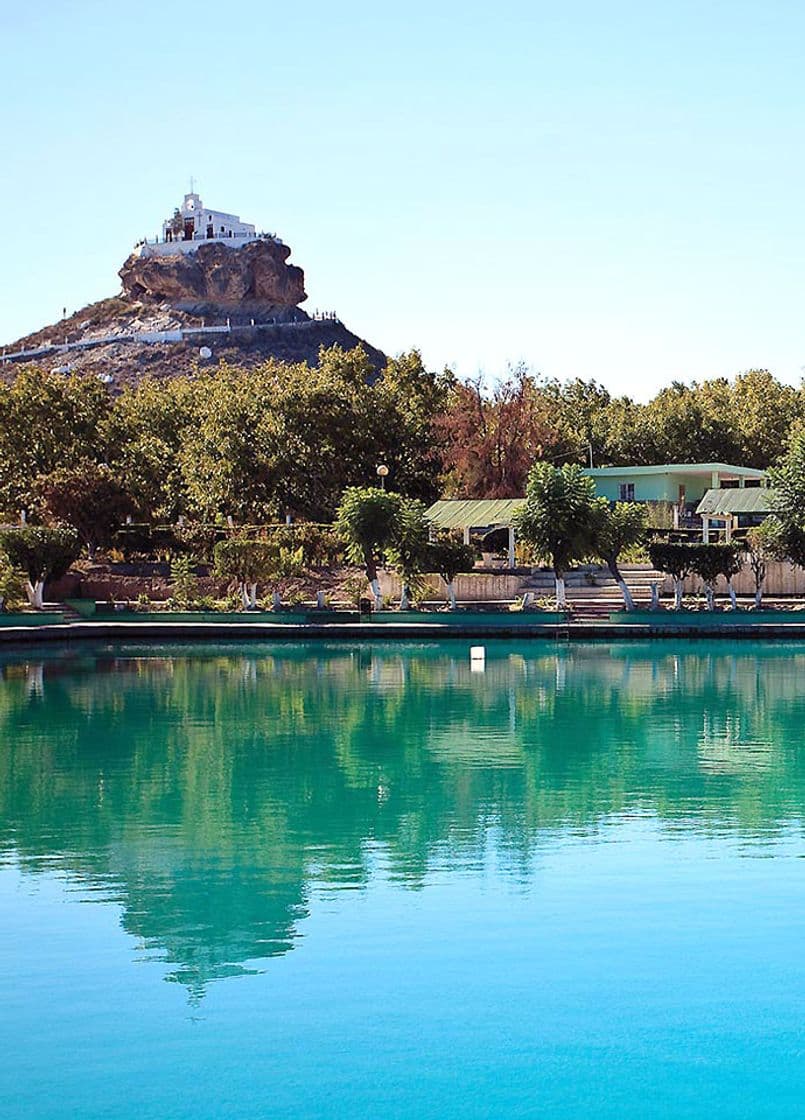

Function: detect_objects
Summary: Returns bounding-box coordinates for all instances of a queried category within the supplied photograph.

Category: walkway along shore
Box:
[3,618,805,644]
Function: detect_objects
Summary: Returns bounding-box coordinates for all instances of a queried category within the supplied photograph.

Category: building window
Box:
[618,483,635,501]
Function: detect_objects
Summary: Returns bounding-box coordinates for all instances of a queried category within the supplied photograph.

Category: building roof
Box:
[584,462,766,479]
[426,498,525,530]
[696,487,778,516]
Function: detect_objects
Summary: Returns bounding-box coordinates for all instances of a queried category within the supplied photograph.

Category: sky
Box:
[1,0,804,399]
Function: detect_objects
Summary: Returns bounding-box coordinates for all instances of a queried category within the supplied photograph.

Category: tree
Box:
[426,537,476,610]
[648,541,694,610]
[0,526,80,608]
[513,463,605,609]
[688,542,744,610]
[105,377,193,522]
[213,539,279,611]
[0,556,26,612]
[335,487,403,610]
[745,521,783,608]
[593,502,648,611]
[768,429,805,568]
[36,461,137,557]
[0,367,109,512]
[264,545,304,610]
[385,499,430,610]
[437,367,568,498]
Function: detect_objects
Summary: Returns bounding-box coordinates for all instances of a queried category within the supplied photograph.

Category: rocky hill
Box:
[2,238,385,389]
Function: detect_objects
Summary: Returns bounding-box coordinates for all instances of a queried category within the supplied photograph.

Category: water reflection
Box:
[1,639,805,996]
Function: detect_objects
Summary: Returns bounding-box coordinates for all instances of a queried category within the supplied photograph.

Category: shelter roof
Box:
[696,487,777,516]
[426,498,525,530]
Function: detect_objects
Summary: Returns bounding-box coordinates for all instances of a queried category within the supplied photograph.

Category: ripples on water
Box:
[2,640,805,1118]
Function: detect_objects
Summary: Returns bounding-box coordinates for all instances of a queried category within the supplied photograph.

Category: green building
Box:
[583,463,766,507]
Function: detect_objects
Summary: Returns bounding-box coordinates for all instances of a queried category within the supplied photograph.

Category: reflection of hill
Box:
[2,640,805,994]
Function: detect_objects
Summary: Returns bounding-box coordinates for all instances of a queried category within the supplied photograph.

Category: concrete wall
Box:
[378,569,530,603]
[678,559,805,597]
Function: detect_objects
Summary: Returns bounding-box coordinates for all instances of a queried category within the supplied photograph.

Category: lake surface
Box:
[2,639,805,1119]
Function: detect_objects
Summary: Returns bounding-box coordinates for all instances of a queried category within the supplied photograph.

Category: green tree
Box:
[169,555,199,610]
[35,461,137,557]
[213,539,279,610]
[767,429,805,568]
[648,541,695,609]
[0,526,80,608]
[688,542,744,610]
[105,378,193,522]
[335,487,403,609]
[745,521,783,608]
[386,499,430,610]
[425,536,476,610]
[513,463,605,609]
[593,502,648,611]
[0,367,108,512]
[264,545,305,610]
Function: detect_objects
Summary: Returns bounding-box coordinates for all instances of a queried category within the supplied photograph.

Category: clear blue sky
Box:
[2,0,803,398]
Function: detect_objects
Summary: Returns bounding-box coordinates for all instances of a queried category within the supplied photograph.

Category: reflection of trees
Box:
[2,639,805,994]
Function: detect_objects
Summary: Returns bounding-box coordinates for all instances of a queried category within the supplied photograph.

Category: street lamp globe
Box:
[376,464,389,489]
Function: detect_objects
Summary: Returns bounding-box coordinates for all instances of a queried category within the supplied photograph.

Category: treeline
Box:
[2,353,804,525]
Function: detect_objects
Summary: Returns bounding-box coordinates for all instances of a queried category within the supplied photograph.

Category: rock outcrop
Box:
[2,232,385,390]
[119,239,307,307]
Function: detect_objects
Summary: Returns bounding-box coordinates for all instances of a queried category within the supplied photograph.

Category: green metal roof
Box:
[696,487,778,516]
[426,498,525,530]
[585,462,766,479]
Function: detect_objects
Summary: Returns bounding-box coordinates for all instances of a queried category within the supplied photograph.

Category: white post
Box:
[702,517,710,543]
[507,526,516,569]
[463,526,470,546]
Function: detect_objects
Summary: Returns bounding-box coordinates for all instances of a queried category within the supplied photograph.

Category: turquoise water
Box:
[2,640,805,1118]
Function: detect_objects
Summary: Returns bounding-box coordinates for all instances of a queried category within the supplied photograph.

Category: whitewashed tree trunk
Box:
[241,582,258,610]
[727,581,738,610]
[555,575,567,610]
[316,590,326,609]
[272,590,282,610]
[447,580,457,610]
[616,578,635,611]
[650,583,660,610]
[400,584,410,611]
[26,579,45,609]
[704,584,715,611]
[370,578,382,611]
[754,585,763,609]
[674,579,684,610]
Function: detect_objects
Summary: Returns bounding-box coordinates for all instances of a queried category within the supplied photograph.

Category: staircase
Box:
[43,601,84,622]
[520,565,667,621]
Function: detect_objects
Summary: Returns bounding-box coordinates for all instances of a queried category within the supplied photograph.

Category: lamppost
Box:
[376,464,389,490]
